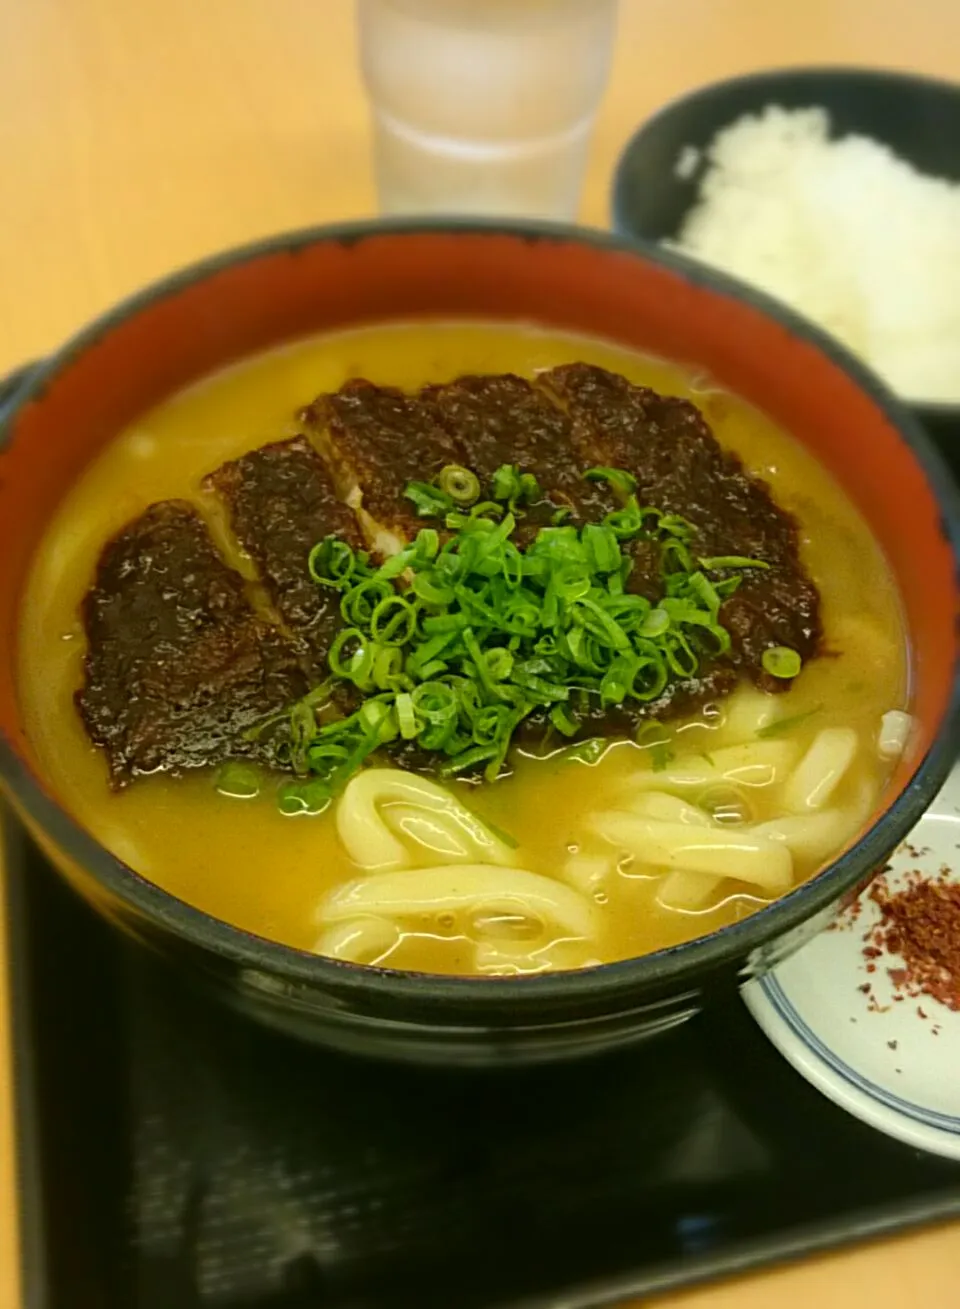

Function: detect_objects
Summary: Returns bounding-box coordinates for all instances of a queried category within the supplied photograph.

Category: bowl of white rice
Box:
[611,67,960,454]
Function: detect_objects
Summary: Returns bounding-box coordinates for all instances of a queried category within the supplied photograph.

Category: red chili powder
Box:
[866,870,960,1012]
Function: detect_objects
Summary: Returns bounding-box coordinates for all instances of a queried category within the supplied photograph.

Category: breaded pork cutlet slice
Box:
[204,436,363,678]
[77,501,307,785]
[300,380,463,554]
[541,363,821,687]
[419,372,612,539]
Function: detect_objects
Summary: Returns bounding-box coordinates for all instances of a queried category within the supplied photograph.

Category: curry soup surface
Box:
[19,323,908,972]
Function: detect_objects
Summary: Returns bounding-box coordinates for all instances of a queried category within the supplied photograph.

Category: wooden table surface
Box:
[2,0,960,1304]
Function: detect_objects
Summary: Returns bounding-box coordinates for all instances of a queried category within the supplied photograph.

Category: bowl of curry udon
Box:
[1,221,958,1064]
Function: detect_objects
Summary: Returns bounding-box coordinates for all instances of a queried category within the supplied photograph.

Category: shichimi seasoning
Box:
[866,868,960,1012]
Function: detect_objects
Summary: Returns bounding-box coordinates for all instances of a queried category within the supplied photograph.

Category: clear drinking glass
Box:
[357,0,619,220]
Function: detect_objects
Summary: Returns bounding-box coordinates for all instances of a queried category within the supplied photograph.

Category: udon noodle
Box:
[311,685,906,971]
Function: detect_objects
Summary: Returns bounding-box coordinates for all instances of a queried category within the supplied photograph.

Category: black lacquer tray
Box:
[4,357,960,1308]
[6,812,960,1309]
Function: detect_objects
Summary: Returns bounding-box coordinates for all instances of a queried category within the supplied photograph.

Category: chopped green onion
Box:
[277,777,332,816]
[412,527,440,563]
[663,631,698,678]
[491,464,522,502]
[699,555,771,571]
[491,464,541,510]
[308,537,373,589]
[639,607,670,638]
[756,705,822,738]
[412,572,457,606]
[517,471,541,504]
[549,703,580,736]
[635,721,674,772]
[404,481,454,518]
[582,523,620,575]
[438,743,498,776]
[215,762,261,799]
[658,514,696,541]
[661,538,693,575]
[584,466,638,497]
[370,595,418,646]
[438,464,481,505]
[477,815,519,849]
[341,578,394,627]
[265,462,799,806]
[603,504,645,540]
[762,646,802,679]
[565,738,608,765]
[329,627,366,680]
[686,571,721,616]
[484,647,514,681]
[395,691,418,740]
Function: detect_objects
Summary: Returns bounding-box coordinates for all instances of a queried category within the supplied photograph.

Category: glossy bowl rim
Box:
[609,62,960,423]
[1,214,959,1012]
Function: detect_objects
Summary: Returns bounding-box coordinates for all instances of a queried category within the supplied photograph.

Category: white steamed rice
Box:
[669,106,960,405]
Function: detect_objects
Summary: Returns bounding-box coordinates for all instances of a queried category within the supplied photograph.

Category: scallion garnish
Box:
[438,464,481,505]
[215,762,261,799]
[259,465,791,806]
[756,704,822,738]
[277,776,333,816]
[584,466,638,498]
[761,645,802,679]
[490,463,542,510]
[635,721,674,772]
[566,737,609,766]
[699,555,771,571]
[404,481,454,518]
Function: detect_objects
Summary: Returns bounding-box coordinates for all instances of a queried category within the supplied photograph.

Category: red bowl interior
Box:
[0,225,957,817]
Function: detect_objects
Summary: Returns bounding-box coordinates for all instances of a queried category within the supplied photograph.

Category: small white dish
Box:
[744,768,960,1160]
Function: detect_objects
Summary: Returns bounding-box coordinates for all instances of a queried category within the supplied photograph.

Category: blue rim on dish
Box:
[758,973,960,1137]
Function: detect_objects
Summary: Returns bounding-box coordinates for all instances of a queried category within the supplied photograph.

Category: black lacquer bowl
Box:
[1,219,958,1064]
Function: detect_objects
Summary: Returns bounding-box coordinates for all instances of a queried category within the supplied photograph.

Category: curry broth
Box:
[18,323,908,971]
